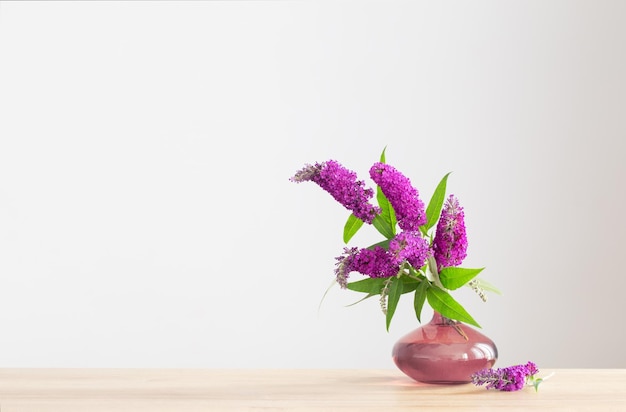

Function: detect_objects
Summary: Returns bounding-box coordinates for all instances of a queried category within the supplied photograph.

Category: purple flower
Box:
[525,361,539,376]
[353,247,397,278]
[388,231,430,269]
[369,163,426,231]
[334,246,397,287]
[471,362,539,391]
[433,195,468,270]
[334,247,359,288]
[291,160,380,224]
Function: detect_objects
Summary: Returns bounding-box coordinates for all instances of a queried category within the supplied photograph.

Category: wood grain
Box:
[0,369,624,411]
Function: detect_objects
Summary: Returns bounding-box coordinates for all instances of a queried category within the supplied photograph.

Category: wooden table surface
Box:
[0,368,624,411]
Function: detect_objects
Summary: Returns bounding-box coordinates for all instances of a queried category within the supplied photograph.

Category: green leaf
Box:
[399,276,419,294]
[366,239,390,250]
[439,267,484,290]
[531,377,543,392]
[373,147,398,237]
[343,213,364,244]
[317,279,336,314]
[372,215,395,239]
[426,286,481,327]
[472,278,502,295]
[423,172,451,233]
[386,278,403,331]
[413,280,429,322]
[376,187,397,236]
[346,277,386,294]
[345,293,376,307]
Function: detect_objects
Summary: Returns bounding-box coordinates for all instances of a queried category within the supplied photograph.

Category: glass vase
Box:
[392,311,498,384]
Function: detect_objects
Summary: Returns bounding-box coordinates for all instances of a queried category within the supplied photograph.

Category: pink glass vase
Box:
[392,312,498,384]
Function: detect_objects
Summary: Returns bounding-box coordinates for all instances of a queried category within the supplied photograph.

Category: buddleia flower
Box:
[471,362,540,391]
[369,162,426,231]
[388,231,430,269]
[291,160,380,224]
[433,194,468,270]
[333,246,397,288]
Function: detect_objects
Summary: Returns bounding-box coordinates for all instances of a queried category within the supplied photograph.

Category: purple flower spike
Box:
[369,163,426,231]
[433,195,468,270]
[388,232,430,269]
[334,246,397,287]
[291,160,380,224]
[334,247,359,288]
[471,362,540,392]
[351,247,397,279]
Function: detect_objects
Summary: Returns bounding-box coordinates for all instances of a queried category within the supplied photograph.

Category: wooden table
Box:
[0,369,624,411]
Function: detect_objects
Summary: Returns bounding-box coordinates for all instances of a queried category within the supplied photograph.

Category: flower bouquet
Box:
[291,148,498,331]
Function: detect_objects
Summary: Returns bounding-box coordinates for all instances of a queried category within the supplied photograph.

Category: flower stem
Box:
[427,256,444,289]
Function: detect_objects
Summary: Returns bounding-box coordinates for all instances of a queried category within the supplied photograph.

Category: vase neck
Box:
[431,311,459,326]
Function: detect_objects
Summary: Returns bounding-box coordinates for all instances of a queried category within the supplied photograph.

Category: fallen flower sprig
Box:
[471,362,547,391]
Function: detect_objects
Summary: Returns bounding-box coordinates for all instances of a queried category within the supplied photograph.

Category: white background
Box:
[0,1,625,369]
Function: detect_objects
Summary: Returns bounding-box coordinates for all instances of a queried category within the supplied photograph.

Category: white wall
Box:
[1,1,625,369]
